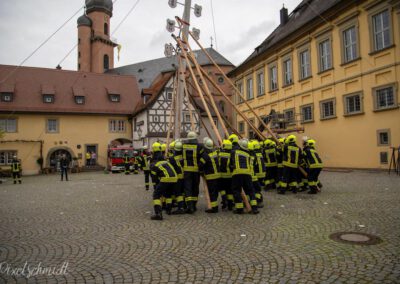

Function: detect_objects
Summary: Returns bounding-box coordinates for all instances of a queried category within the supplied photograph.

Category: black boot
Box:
[251,206,259,214]
[233,208,243,214]
[205,207,218,213]
[308,186,318,194]
[151,213,163,220]
[185,201,194,214]
[227,201,233,211]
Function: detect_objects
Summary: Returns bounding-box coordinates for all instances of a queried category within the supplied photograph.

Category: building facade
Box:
[108,48,235,148]
[228,0,400,169]
[0,65,139,174]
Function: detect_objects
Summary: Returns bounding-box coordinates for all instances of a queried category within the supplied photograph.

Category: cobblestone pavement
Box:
[0,170,399,284]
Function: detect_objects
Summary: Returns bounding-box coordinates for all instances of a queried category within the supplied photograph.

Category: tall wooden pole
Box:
[175,35,222,144]
[174,0,192,139]
[184,44,229,139]
[165,72,178,155]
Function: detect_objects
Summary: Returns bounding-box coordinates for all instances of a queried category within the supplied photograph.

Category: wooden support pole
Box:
[184,44,229,139]
[183,78,196,132]
[186,79,241,138]
[188,55,264,139]
[174,35,222,145]
[188,31,280,143]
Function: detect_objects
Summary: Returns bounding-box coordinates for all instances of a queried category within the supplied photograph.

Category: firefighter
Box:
[11,155,22,184]
[139,146,152,190]
[252,140,266,207]
[275,137,285,191]
[150,142,178,220]
[228,133,240,150]
[230,138,259,214]
[123,150,131,175]
[199,138,221,213]
[264,139,278,191]
[219,139,233,210]
[161,143,167,159]
[182,131,202,214]
[303,139,323,194]
[132,151,139,174]
[169,141,186,214]
[279,135,301,194]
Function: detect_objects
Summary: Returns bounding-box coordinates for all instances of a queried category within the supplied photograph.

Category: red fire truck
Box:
[108,145,135,173]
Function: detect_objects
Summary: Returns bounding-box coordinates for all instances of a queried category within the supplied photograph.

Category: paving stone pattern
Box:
[0,171,399,283]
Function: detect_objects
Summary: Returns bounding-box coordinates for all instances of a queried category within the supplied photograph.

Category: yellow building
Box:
[228,0,400,169]
[0,65,139,175]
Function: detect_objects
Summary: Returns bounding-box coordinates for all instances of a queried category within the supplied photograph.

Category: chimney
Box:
[280,5,289,26]
[56,64,62,70]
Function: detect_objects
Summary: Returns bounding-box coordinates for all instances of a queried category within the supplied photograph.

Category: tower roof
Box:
[77,14,92,27]
[85,0,113,16]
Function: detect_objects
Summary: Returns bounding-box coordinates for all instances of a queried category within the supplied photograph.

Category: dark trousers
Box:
[253,180,263,203]
[281,166,298,192]
[265,166,277,189]
[220,177,233,206]
[144,170,153,189]
[308,168,322,192]
[184,171,200,207]
[277,166,284,188]
[206,179,219,209]
[231,174,257,210]
[61,167,68,181]
[124,163,130,174]
[12,172,21,184]
[174,179,185,209]
[153,182,175,214]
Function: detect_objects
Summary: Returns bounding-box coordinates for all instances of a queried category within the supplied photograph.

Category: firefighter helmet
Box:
[238,138,249,150]
[187,131,198,139]
[174,141,183,151]
[204,138,214,150]
[152,142,162,152]
[286,135,297,144]
[307,139,316,148]
[222,139,232,150]
[228,133,239,143]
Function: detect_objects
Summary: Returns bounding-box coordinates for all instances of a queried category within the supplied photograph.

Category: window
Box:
[318,39,332,72]
[380,152,388,164]
[78,63,81,70]
[0,151,17,166]
[43,94,54,103]
[219,100,225,113]
[217,76,224,84]
[109,120,126,133]
[248,119,255,139]
[78,52,81,58]
[238,121,244,133]
[343,93,363,115]
[78,38,81,44]
[283,58,293,86]
[373,85,397,111]
[299,49,311,79]
[320,99,336,120]
[300,104,313,123]
[153,116,159,122]
[184,113,191,122]
[104,23,108,35]
[269,65,278,91]
[1,92,13,102]
[246,77,253,100]
[237,82,243,103]
[166,92,173,101]
[103,54,109,71]
[343,26,358,62]
[213,118,218,128]
[0,118,17,133]
[46,119,59,133]
[74,96,85,104]
[109,94,120,102]
[372,9,391,52]
[284,108,295,125]
[255,72,264,96]
[377,129,391,146]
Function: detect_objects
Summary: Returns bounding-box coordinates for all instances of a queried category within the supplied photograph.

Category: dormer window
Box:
[1,92,13,102]
[75,96,85,105]
[43,94,55,103]
[109,94,120,102]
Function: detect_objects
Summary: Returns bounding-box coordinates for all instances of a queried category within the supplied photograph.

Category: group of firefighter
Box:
[132,131,323,221]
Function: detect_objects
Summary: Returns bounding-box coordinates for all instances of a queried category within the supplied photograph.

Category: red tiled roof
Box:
[0,65,140,115]
[132,72,174,116]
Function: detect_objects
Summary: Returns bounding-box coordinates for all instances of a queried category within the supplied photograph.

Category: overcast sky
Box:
[0,0,302,71]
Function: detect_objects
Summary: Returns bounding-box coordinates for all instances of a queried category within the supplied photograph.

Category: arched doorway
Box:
[46,147,74,171]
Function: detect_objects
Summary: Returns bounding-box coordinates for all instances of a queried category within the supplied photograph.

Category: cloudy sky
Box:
[0,0,302,70]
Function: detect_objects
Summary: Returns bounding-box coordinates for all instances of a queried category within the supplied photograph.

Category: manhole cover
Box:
[330,232,382,245]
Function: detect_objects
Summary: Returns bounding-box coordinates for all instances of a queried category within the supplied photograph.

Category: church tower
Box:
[77,0,117,73]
